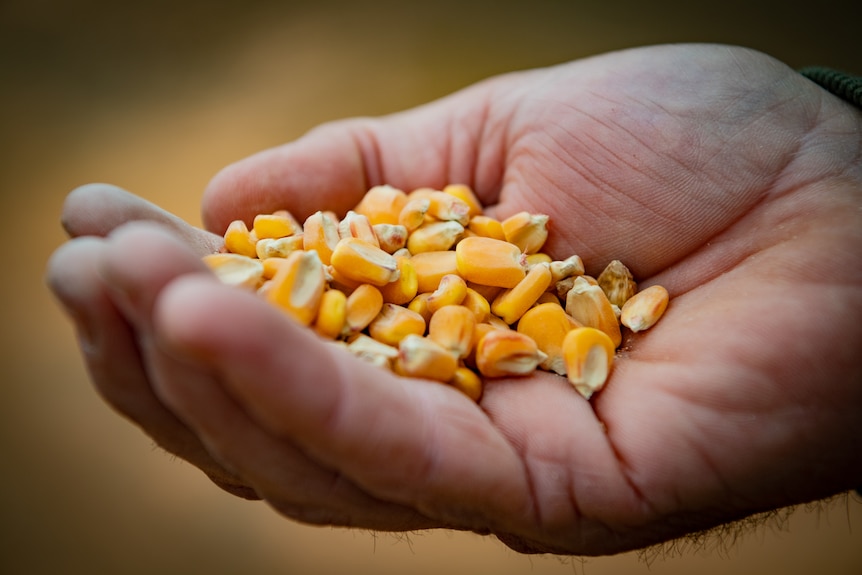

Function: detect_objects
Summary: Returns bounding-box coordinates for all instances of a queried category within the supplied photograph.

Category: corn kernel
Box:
[224,219,258,258]
[411,250,460,293]
[353,184,408,225]
[501,211,549,254]
[372,223,408,253]
[255,235,305,259]
[517,302,581,375]
[202,253,265,289]
[475,329,546,378]
[266,249,326,326]
[565,276,622,348]
[394,334,459,382]
[428,304,476,359]
[378,256,418,305]
[303,210,340,265]
[398,197,431,232]
[368,303,426,347]
[455,236,526,288]
[549,255,585,282]
[620,285,669,332]
[407,220,465,254]
[314,288,347,339]
[407,292,433,325]
[344,283,384,335]
[449,366,483,402]
[426,191,471,225]
[597,260,637,307]
[562,327,615,399]
[426,273,468,314]
[461,287,491,323]
[490,261,553,324]
[338,210,380,247]
[330,237,400,286]
[525,253,552,269]
[253,213,299,240]
[442,184,483,217]
[347,333,399,368]
[467,214,506,241]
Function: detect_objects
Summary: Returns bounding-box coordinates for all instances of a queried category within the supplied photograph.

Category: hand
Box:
[46,44,862,555]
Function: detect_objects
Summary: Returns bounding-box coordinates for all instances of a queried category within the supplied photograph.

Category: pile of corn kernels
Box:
[203,184,669,402]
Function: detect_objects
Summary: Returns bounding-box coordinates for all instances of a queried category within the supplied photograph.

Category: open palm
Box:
[48,44,862,555]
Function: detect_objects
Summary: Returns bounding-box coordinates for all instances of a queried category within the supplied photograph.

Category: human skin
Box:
[46,44,862,555]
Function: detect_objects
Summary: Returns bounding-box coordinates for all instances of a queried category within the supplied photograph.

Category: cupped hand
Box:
[47,44,862,555]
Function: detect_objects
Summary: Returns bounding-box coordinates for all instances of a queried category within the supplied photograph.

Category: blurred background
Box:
[2,0,860,573]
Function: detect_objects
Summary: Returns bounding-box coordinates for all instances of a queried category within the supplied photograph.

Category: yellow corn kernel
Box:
[266,249,326,326]
[302,210,340,265]
[597,260,637,308]
[428,304,476,359]
[394,334,459,383]
[410,250,460,293]
[253,213,299,240]
[326,264,362,294]
[347,333,399,369]
[426,191,471,225]
[224,219,258,258]
[501,211,549,254]
[467,215,506,241]
[344,283,384,335]
[330,237,400,286]
[406,220,465,254]
[620,285,669,332]
[491,262,553,324]
[407,187,436,202]
[449,366,483,402]
[407,292,433,325]
[338,210,380,247]
[442,183,483,217]
[255,235,305,260]
[562,327,615,399]
[314,288,348,339]
[262,257,290,280]
[368,303,427,347]
[353,184,408,225]
[549,255,585,282]
[564,276,622,348]
[461,287,490,323]
[426,273,468,314]
[466,281,503,304]
[455,236,527,288]
[525,253,552,269]
[398,197,431,232]
[516,302,581,375]
[379,256,418,305]
[202,253,265,289]
[534,291,561,306]
[475,329,546,378]
[372,223,408,254]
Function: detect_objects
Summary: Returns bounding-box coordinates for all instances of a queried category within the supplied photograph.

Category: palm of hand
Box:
[50,45,862,555]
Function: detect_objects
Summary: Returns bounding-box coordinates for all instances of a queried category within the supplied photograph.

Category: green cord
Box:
[799,66,862,109]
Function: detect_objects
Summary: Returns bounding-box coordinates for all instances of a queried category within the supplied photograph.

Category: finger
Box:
[154,274,533,534]
[62,183,223,255]
[45,238,255,498]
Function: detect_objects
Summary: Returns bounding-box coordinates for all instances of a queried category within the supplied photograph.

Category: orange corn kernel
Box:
[353,184,408,225]
[442,183,483,218]
[338,210,380,247]
[449,366,483,402]
[372,223,408,254]
[368,303,427,347]
[302,210,340,265]
[428,304,476,359]
[344,283,384,335]
[490,261,553,325]
[410,250,460,294]
[562,327,615,399]
[265,249,326,326]
[379,256,418,305]
[407,292,433,325]
[394,334,459,383]
[516,302,581,375]
[398,197,431,232]
[501,211,549,255]
[467,214,506,241]
[475,329,546,378]
[461,287,491,323]
[455,236,527,288]
[330,237,400,286]
[224,219,258,258]
[406,220,465,254]
[620,285,669,332]
[426,273,468,314]
[426,191,471,226]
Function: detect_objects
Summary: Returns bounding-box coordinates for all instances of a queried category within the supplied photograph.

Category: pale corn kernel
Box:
[347,333,399,368]
[314,288,348,339]
[378,256,418,305]
[449,366,483,402]
[255,235,305,259]
[330,237,400,286]
[253,213,299,240]
[353,184,408,225]
[428,304,476,359]
[398,197,431,232]
[266,249,326,326]
[203,253,265,289]
[368,303,426,347]
[391,247,412,259]
[620,285,669,332]
[303,211,340,265]
[410,250,460,293]
[467,215,506,241]
[455,236,527,288]
[394,334,459,383]
[555,276,577,300]
[372,223,408,253]
[501,211,549,254]
[491,262,553,324]
[407,292,433,325]
[562,327,615,399]
[484,314,512,331]
[525,253,552,269]
[564,276,622,348]
[344,283,384,335]
[517,302,581,375]
[224,219,258,258]
[426,191,471,226]
[442,184,483,217]
[338,210,380,247]
[461,287,491,323]
[549,255,585,282]
[406,220,465,254]
[475,329,547,378]
[426,273,468,314]
[597,260,637,308]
